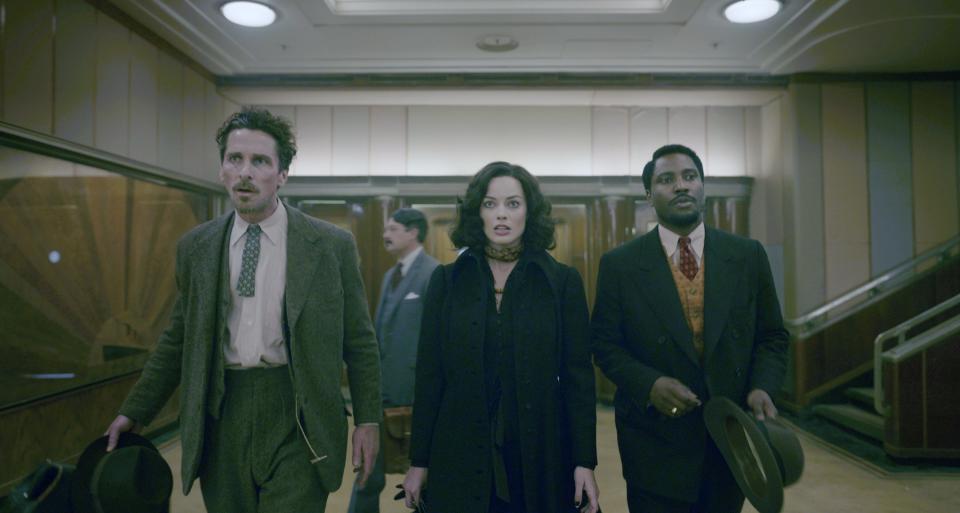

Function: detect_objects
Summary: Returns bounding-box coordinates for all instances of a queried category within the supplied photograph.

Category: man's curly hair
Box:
[216,107,297,171]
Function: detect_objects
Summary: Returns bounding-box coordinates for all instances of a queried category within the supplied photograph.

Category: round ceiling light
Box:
[221,1,277,27]
[723,0,782,24]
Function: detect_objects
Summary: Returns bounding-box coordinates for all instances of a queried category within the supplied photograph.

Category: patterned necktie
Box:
[390,262,403,289]
[237,224,261,297]
[678,236,699,281]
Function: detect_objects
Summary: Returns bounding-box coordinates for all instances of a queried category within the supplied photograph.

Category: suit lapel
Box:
[284,205,322,333]
[631,229,700,367]
[703,228,743,361]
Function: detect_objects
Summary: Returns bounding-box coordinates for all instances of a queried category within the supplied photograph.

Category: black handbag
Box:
[0,460,75,513]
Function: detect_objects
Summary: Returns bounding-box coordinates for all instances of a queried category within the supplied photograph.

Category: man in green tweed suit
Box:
[104,107,382,512]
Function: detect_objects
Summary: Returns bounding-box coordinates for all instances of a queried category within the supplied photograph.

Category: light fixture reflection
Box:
[723,0,782,24]
[221,1,277,28]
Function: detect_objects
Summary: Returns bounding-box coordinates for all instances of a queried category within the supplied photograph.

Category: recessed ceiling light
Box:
[477,35,519,53]
[221,1,277,28]
[723,0,782,24]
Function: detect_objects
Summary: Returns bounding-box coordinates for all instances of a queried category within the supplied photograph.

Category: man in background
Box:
[348,208,439,513]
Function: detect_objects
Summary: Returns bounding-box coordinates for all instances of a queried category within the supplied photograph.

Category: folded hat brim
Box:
[70,432,159,513]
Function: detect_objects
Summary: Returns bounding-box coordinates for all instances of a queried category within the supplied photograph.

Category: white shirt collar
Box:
[230,200,287,248]
[658,222,706,260]
[398,245,424,276]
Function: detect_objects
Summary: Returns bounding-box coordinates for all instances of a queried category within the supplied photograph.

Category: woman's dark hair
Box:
[450,161,556,252]
[216,107,297,172]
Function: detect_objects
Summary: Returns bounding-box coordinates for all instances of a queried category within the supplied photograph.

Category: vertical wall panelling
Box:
[911,81,958,254]
[94,12,130,156]
[821,83,870,299]
[331,106,371,176]
[155,52,183,173]
[128,33,158,165]
[53,0,96,146]
[667,107,706,171]
[180,68,205,177]
[867,82,914,275]
[706,107,746,176]
[293,106,333,176]
[784,83,826,316]
[629,107,667,176]
[591,107,629,175]
[3,0,54,133]
[203,81,223,179]
[369,106,407,176]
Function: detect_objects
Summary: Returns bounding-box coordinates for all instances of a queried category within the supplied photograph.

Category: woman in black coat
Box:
[402,162,600,513]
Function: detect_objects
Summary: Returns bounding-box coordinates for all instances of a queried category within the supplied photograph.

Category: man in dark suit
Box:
[103,107,382,512]
[591,144,789,513]
[348,208,438,513]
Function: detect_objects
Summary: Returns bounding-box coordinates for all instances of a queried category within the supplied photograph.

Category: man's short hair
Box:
[216,107,298,172]
[391,208,428,243]
[643,144,705,191]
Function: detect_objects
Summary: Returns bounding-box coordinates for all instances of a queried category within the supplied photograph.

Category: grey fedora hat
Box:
[704,397,804,513]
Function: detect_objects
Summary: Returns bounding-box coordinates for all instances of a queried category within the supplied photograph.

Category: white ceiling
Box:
[110,0,960,76]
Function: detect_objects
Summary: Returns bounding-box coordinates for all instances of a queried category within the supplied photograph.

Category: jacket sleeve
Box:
[590,252,665,407]
[409,266,447,467]
[560,267,598,469]
[119,239,188,425]
[340,232,383,426]
[747,241,790,397]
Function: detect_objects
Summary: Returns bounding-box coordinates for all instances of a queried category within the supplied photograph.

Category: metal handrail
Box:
[787,235,960,336]
[872,293,960,414]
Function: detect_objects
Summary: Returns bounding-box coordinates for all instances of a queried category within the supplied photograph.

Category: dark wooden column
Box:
[589,196,637,403]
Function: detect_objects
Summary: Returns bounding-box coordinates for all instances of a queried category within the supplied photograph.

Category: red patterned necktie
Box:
[678,236,698,281]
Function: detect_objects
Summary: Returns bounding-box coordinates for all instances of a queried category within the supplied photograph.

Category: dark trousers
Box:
[199,366,328,513]
[626,439,744,513]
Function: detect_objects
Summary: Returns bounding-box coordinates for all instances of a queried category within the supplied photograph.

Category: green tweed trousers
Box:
[199,366,328,513]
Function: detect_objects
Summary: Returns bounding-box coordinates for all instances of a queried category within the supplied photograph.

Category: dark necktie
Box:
[678,236,698,281]
[390,262,403,289]
[237,224,261,297]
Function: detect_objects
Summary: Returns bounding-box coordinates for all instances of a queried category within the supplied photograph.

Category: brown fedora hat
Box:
[704,397,804,513]
[70,432,172,513]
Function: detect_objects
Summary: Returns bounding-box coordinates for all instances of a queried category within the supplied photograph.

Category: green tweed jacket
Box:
[119,203,382,494]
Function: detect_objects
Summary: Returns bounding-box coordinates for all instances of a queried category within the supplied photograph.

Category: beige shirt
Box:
[224,201,288,368]
[658,222,705,267]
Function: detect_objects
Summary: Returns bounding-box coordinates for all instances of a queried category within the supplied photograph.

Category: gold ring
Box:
[670,407,678,415]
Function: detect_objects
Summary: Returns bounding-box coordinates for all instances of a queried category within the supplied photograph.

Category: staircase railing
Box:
[872,293,960,414]
[786,235,960,338]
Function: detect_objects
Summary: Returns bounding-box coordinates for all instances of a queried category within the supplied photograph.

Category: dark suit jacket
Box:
[410,249,597,513]
[375,249,439,407]
[119,203,382,494]
[591,226,788,501]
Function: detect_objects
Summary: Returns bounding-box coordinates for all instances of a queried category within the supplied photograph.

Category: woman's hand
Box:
[574,466,600,513]
[402,466,429,509]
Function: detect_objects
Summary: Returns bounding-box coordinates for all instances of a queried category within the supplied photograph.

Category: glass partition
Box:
[0,146,213,410]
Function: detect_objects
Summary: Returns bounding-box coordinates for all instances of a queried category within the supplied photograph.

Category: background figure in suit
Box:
[104,107,382,513]
[348,208,438,513]
[403,162,600,513]
[591,144,789,513]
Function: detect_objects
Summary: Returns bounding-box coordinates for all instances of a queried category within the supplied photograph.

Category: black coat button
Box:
[657,336,666,344]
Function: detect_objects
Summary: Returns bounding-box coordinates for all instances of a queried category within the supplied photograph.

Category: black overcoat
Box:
[410,249,597,513]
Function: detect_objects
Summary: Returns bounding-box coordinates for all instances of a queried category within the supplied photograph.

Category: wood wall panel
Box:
[156,52,183,173]
[204,81,224,177]
[3,0,54,134]
[94,12,130,156]
[667,107,706,170]
[332,106,371,176]
[369,106,407,176]
[706,107,745,176]
[629,107,667,177]
[129,33,159,165]
[821,83,869,299]
[53,0,96,146]
[181,68,205,177]
[591,107,629,175]
[294,106,333,176]
[911,82,958,254]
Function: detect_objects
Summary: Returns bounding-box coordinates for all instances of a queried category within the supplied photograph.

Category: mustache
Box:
[670,194,696,205]
[234,180,260,193]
